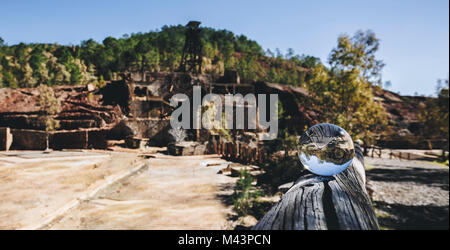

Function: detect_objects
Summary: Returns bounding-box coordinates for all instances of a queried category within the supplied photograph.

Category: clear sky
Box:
[1,0,448,96]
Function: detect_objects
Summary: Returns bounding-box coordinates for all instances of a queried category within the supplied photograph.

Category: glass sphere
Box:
[297,123,355,176]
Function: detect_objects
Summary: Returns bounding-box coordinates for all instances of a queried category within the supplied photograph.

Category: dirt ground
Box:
[365,157,449,230]
[3,149,446,230]
[0,151,239,230]
[0,150,145,229]
[45,154,238,230]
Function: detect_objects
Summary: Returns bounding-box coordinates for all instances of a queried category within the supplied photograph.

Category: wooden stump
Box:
[253,144,379,230]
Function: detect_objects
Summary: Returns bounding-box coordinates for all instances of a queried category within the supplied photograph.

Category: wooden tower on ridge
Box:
[179,21,203,74]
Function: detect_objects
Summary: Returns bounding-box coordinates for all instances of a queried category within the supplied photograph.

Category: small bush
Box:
[232,170,262,216]
[37,84,61,131]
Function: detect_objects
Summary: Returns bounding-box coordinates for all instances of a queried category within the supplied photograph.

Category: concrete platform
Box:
[45,154,238,230]
[0,150,146,229]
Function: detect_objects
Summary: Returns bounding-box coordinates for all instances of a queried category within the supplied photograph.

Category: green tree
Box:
[29,46,51,85]
[419,78,449,160]
[135,38,160,76]
[37,84,61,150]
[38,84,61,132]
[308,31,388,154]
[0,24,317,88]
[329,30,385,86]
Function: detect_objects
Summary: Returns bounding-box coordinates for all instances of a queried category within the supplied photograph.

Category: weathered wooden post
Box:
[0,127,13,151]
[253,126,379,230]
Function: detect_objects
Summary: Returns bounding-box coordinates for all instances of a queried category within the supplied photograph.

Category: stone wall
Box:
[87,129,109,149]
[50,130,88,150]
[10,129,48,150]
[8,128,109,150]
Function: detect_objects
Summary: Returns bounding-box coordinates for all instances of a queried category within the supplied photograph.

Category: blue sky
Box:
[1,0,448,96]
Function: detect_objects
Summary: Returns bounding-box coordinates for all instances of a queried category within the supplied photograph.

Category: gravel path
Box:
[365,157,449,230]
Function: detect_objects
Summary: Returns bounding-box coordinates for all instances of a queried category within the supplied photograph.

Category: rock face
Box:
[254,81,320,134]
[374,88,426,135]
[0,85,122,131]
[0,72,322,150]
[0,84,123,150]
[0,71,436,151]
[373,88,441,149]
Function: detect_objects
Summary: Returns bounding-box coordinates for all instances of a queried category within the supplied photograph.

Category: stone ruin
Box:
[0,69,438,154]
[0,70,321,154]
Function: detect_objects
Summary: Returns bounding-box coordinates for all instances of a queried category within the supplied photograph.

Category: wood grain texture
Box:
[253,144,379,230]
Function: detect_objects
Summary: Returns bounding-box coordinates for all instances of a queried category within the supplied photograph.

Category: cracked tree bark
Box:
[253,144,379,230]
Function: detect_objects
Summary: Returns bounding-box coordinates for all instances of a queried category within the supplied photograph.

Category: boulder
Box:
[167,141,207,156]
[125,137,149,149]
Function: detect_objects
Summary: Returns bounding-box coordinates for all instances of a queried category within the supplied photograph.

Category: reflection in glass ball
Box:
[298,123,355,176]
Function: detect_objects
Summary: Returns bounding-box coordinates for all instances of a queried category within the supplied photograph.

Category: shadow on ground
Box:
[214,182,249,230]
[375,201,449,230]
[215,180,279,230]
[367,163,449,230]
[368,167,449,190]
[215,182,235,207]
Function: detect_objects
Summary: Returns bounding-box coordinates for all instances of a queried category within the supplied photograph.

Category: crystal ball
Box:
[297,123,355,176]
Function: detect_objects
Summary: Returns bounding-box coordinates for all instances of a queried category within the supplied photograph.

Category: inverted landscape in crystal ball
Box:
[297,123,355,176]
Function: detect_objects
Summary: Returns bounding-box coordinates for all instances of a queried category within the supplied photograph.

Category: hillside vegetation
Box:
[0,25,318,88]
